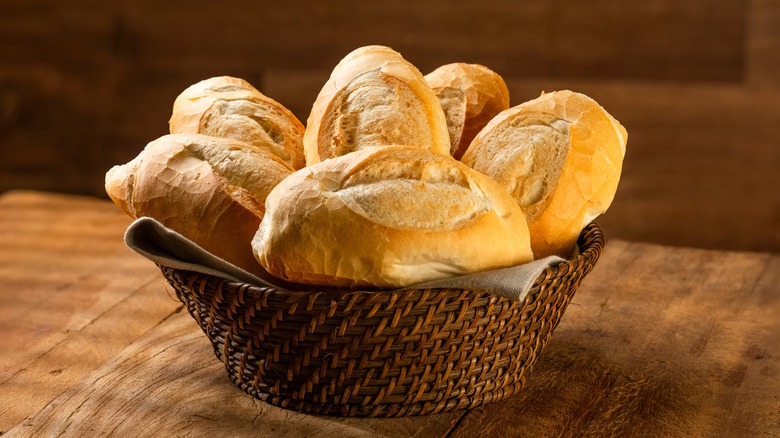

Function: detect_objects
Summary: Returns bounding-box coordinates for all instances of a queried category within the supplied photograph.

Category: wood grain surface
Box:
[1,191,777,437]
[0,191,179,432]
[1,0,778,254]
[451,242,780,437]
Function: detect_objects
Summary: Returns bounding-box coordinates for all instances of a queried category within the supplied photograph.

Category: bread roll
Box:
[253,145,533,288]
[169,76,306,170]
[462,90,627,258]
[105,133,293,274]
[424,63,510,159]
[303,45,450,166]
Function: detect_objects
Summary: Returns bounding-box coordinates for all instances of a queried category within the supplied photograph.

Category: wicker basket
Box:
[159,223,604,417]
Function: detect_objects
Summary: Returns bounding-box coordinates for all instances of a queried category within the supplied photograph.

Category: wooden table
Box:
[1,191,777,437]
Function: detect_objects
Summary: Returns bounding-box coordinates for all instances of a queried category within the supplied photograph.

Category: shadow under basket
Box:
[160,223,605,417]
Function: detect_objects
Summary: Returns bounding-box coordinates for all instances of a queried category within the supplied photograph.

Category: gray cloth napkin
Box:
[124,217,564,302]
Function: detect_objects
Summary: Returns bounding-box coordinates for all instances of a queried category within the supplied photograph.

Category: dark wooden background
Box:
[1,0,778,253]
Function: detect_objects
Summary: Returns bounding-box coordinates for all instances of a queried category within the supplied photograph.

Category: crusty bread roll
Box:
[303,45,450,166]
[462,90,627,258]
[169,76,306,170]
[424,63,510,160]
[253,145,533,288]
[105,133,293,274]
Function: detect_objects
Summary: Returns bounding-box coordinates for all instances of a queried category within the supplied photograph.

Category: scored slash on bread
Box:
[461,90,627,258]
[169,76,306,170]
[424,63,510,160]
[303,45,451,165]
[253,145,533,288]
[105,133,293,275]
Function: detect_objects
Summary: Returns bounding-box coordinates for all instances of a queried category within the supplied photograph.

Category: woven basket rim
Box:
[170,222,605,301]
[529,222,604,288]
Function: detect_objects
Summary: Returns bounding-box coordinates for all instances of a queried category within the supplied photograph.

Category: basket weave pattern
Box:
[160,223,604,417]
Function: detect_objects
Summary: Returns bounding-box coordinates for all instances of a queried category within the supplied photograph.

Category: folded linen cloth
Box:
[124,217,564,302]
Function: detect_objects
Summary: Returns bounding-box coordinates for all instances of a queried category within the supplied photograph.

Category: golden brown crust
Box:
[105,133,293,274]
[303,46,450,166]
[462,90,627,258]
[425,63,510,159]
[253,145,533,288]
[169,76,306,170]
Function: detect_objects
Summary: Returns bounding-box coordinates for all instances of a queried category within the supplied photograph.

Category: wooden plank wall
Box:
[1,0,778,253]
